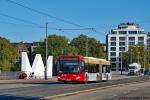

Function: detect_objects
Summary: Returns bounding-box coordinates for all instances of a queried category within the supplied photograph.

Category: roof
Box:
[83,57,110,65]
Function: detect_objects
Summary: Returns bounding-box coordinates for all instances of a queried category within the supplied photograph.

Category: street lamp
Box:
[120,50,123,75]
[45,22,48,80]
[130,48,132,63]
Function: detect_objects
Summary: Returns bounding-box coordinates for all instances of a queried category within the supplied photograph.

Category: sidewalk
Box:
[0,72,141,84]
[111,71,139,80]
[0,76,57,84]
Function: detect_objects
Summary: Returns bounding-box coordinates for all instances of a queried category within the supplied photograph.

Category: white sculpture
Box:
[21,52,53,79]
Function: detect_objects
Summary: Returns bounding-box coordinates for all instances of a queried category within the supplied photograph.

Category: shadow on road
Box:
[31,81,64,85]
[0,95,39,100]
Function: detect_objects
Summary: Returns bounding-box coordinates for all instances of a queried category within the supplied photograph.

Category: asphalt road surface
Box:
[53,79,150,100]
[0,76,150,100]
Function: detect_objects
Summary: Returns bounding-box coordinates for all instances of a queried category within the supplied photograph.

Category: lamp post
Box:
[120,50,123,75]
[45,22,48,80]
[130,48,132,63]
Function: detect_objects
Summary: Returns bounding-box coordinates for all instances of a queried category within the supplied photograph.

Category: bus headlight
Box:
[76,76,80,80]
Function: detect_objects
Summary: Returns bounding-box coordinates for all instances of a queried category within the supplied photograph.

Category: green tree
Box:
[64,45,79,55]
[34,34,68,63]
[0,37,18,71]
[70,34,106,58]
[122,45,149,68]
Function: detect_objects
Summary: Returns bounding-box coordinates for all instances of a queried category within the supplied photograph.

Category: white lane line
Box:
[109,94,118,99]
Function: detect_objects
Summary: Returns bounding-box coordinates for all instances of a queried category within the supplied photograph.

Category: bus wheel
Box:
[106,75,108,82]
[64,81,68,84]
[96,75,100,82]
[84,75,88,84]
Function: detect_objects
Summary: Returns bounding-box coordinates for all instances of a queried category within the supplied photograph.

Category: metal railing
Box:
[0,71,20,80]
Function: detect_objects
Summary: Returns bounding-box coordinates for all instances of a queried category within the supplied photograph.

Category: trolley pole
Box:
[45,22,48,80]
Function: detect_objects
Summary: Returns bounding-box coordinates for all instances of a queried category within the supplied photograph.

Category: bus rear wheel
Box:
[84,75,88,84]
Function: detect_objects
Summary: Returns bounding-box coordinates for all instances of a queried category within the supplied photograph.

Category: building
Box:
[106,22,147,71]
[12,42,40,64]
[147,32,150,51]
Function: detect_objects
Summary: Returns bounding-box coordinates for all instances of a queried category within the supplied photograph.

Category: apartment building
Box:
[106,22,147,71]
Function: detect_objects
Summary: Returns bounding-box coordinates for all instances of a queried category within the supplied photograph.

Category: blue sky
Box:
[0,0,150,43]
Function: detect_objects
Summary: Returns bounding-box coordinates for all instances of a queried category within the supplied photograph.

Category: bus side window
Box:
[96,64,99,72]
[106,65,110,73]
[85,63,88,72]
[102,65,106,73]
[80,61,85,73]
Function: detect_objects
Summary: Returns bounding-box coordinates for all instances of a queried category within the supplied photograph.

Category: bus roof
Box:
[58,56,110,65]
[83,57,110,65]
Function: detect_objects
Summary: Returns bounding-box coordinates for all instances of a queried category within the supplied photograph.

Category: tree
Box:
[70,34,106,59]
[122,45,149,68]
[64,46,79,55]
[34,34,69,63]
[0,37,18,71]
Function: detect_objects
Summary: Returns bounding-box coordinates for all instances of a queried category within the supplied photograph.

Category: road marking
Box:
[108,94,118,99]
[41,80,150,100]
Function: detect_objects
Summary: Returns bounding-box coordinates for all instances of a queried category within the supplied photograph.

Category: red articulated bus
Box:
[57,55,111,83]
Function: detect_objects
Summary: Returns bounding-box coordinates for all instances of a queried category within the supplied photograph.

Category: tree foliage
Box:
[0,37,18,71]
[122,45,150,68]
[70,34,106,58]
[34,35,69,63]
[34,34,107,63]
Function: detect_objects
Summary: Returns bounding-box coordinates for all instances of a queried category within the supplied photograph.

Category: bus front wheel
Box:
[64,81,68,84]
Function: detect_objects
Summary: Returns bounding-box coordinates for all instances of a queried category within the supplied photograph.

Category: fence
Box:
[0,71,20,80]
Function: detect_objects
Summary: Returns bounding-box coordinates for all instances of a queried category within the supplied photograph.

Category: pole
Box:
[45,22,48,80]
[130,49,132,63]
[138,52,139,63]
[86,36,88,57]
[121,51,122,75]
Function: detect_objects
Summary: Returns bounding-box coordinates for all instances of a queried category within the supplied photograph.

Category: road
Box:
[53,79,150,100]
[0,75,149,100]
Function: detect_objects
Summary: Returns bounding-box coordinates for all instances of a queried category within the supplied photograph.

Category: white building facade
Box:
[106,23,147,71]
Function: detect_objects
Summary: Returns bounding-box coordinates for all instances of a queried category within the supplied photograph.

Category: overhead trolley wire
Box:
[6,0,88,28]
[6,0,110,35]
[0,13,43,28]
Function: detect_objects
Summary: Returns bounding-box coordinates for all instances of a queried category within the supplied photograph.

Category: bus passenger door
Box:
[102,65,108,81]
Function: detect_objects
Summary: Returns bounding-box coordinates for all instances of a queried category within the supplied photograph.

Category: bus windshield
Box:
[59,60,79,74]
[129,66,135,69]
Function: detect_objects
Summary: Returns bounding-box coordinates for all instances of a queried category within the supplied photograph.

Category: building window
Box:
[111,31,117,34]
[119,42,125,46]
[129,42,135,46]
[119,37,125,41]
[110,58,116,61]
[118,31,127,34]
[111,63,116,71]
[128,31,137,34]
[138,31,145,34]
[138,42,144,45]
[129,37,135,41]
[111,42,116,46]
[138,37,144,41]
[110,47,116,51]
[110,37,116,41]
[110,52,116,56]
[119,47,125,51]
